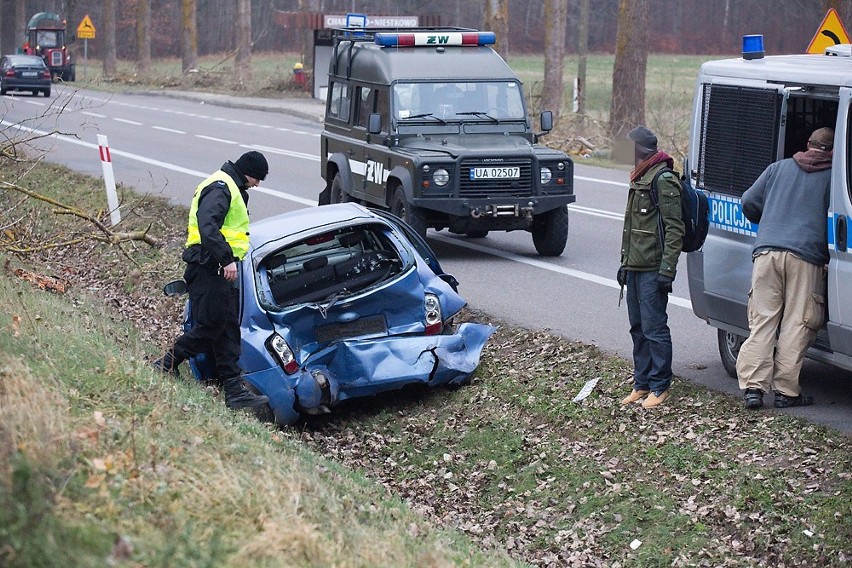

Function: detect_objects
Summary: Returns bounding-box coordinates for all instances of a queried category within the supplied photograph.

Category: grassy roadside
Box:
[0,161,518,567]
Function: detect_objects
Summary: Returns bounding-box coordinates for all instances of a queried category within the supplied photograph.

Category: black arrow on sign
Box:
[821,30,842,45]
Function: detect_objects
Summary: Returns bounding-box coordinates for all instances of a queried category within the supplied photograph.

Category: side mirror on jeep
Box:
[368,113,382,135]
[540,111,553,133]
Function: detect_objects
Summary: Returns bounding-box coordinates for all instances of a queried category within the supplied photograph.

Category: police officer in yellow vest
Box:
[153,151,269,410]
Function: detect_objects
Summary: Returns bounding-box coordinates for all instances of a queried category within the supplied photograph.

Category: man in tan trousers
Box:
[736,127,834,409]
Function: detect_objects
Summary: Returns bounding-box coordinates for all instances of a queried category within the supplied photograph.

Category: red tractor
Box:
[22,12,75,81]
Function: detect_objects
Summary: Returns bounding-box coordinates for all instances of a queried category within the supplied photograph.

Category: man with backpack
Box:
[736,127,834,410]
[617,125,684,409]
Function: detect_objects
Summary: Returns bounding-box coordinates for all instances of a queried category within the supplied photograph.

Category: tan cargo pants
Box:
[736,250,826,396]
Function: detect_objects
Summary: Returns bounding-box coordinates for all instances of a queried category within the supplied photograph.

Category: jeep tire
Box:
[329,173,351,204]
[391,188,428,239]
[531,205,568,256]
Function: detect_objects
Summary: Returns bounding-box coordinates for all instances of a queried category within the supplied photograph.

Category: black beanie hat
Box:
[235,151,268,181]
[628,125,658,153]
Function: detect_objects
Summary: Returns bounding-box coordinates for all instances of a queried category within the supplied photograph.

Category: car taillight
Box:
[42,70,51,79]
[4,70,14,78]
[424,293,442,335]
[267,333,299,374]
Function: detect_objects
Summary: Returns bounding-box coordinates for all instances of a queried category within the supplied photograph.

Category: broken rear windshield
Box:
[257,224,408,309]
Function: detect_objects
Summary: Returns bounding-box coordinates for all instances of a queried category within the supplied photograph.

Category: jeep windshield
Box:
[394,81,526,123]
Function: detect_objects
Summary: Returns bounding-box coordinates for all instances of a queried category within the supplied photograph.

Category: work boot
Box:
[743,388,763,410]
[223,376,269,410]
[641,390,670,409]
[620,389,650,405]
[151,351,182,377]
[774,392,814,408]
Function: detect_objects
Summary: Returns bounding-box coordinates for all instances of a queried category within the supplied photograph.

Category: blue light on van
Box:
[742,35,765,60]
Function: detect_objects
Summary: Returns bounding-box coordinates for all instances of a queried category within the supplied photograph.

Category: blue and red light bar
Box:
[374,31,496,47]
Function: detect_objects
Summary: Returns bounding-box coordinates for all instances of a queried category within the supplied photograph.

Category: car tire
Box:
[44,88,51,98]
[0,88,6,96]
[465,230,489,238]
[717,328,744,379]
[391,188,428,239]
[531,205,568,256]
[329,173,351,204]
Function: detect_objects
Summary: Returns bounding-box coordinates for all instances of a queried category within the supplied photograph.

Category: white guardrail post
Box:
[97,134,121,226]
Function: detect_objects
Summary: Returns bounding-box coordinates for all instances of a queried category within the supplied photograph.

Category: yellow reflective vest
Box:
[185,171,250,261]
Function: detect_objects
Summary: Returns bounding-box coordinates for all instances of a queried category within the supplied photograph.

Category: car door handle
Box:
[838,214,848,252]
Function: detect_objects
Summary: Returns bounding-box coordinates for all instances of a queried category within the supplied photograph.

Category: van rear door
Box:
[828,88,852,358]
[694,80,787,332]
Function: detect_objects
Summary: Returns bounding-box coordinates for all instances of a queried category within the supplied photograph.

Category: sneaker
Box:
[743,388,764,410]
[620,389,650,405]
[641,390,670,409]
[774,392,814,408]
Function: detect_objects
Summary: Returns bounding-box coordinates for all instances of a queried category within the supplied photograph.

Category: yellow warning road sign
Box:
[807,8,850,54]
[77,14,96,39]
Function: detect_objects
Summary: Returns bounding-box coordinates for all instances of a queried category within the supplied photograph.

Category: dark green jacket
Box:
[620,163,684,278]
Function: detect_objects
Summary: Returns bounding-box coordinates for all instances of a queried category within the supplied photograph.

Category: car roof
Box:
[3,55,46,65]
[250,203,382,249]
[330,42,517,85]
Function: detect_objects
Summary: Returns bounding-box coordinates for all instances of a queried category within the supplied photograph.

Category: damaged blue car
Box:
[184,203,494,425]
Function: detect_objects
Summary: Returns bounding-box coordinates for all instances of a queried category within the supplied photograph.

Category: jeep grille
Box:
[459,159,532,198]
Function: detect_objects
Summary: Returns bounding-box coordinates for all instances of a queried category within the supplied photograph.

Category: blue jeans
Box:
[626,270,673,395]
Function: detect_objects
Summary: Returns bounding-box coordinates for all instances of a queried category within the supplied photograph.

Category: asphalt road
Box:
[4,85,849,434]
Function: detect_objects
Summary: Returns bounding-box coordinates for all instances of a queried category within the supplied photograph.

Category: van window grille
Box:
[698,84,781,197]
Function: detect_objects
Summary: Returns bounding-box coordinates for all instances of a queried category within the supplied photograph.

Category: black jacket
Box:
[183,161,250,267]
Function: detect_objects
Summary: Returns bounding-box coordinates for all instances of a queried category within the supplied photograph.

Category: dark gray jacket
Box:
[742,158,831,266]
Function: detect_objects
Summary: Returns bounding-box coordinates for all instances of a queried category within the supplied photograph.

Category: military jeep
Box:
[318,27,575,256]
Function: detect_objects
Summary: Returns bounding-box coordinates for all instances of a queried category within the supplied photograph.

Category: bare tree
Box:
[577,0,591,114]
[103,0,117,77]
[235,0,251,86]
[15,1,26,53]
[484,0,509,59]
[181,0,198,72]
[609,0,649,140]
[541,0,567,124]
[136,0,152,73]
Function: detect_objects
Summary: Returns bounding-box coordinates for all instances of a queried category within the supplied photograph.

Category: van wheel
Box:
[717,329,744,379]
[329,173,351,203]
[531,205,568,256]
[391,188,427,239]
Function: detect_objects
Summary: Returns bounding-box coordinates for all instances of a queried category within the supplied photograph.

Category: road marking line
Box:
[152,126,186,134]
[429,233,693,310]
[114,118,142,125]
[82,111,107,118]
[245,143,320,162]
[1,120,319,207]
[576,175,628,188]
[22,99,45,106]
[570,204,623,221]
[195,134,237,144]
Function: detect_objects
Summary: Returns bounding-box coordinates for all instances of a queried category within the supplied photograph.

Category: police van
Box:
[686,37,852,376]
[318,27,575,256]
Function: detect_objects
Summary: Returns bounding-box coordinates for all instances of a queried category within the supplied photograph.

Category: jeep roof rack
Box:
[331,26,480,79]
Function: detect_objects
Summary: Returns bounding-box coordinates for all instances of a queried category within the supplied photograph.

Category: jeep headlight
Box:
[433,168,450,187]
[540,166,552,185]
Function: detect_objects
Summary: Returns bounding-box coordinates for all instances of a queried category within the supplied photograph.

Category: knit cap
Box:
[628,125,658,152]
[808,127,834,151]
[235,151,269,180]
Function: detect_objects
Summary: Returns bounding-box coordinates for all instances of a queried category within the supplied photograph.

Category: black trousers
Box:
[172,262,241,379]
